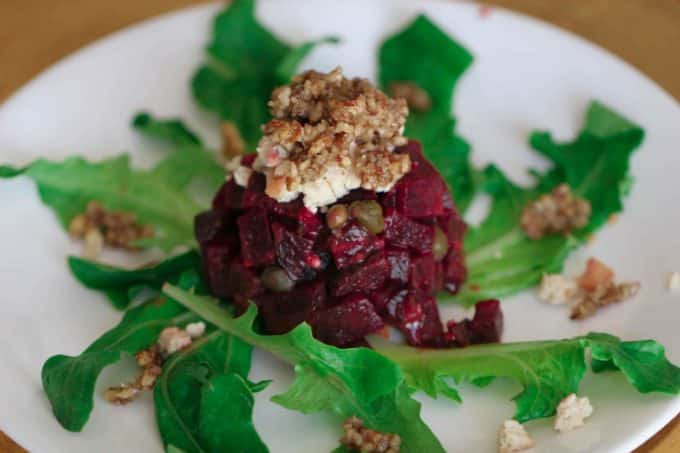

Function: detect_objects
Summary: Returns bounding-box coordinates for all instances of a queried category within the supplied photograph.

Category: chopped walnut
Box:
[69,201,153,254]
[258,67,411,209]
[104,344,162,405]
[221,121,246,160]
[553,393,593,433]
[570,280,640,320]
[520,184,591,240]
[340,416,401,453]
[498,420,534,453]
[389,82,431,112]
[538,274,579,305]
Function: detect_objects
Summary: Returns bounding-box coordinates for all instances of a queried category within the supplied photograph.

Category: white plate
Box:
[1,1,679,452]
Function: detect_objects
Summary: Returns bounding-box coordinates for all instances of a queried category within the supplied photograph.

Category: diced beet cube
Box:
[337,188,378,204]
[212,179,244,210]
[419,294,445,346]
[442,249,467,294]
[297,208,323,240]
[370,283,402,313]
[310,294,384,346]
[328,221,384,269]
[240,154,257,167]
[470,299,503,344]
[272,223,319,281]
[195,209,233,245]
[386,289,443,346]
[410,253,437,294]
[200,236,239,299]
[441,189,456,213]
[445,319,472,347]
[439,211,467,244]
[243,172,303,217]
[395,178,444,217]
[383,210,433,254]
[225,259,264,312]
[386,248,410,283]
[237,208,275,267]
[331,251,389,297]
[258,280,326,334]
[397,141,440,180]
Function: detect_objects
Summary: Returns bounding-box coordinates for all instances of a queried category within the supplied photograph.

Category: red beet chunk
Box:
[212,179,244,210]
[410,253,437,294]
[370,283,403,313]
[225,259,264,312]
[297,208,323,240]
[397,140,440,180]
[439,211,467,244]
[331,251,389,297]
[394,178,444,218]
[195,209,233,245]
[200,236,239,299]
[243,172,303,217]
[442,249,467,294]
[328,221,384,269]
[237,208,275,267]
[310,294,384,346]
[258,280,326,334]
[272,222,320,281]
[445,319,472,347]
[383,210,434,254]
[386,248,410,283]
[386,289,443,346]
[337,188,378,204]
[470,299,503,344]
[240,154,257,167]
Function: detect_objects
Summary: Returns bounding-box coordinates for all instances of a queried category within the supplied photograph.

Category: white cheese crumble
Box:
[157,327,192,356]
[185,321,206,339]
[233,165,253,187]
[538,274,579,305]
[553,393,593,433]
[668,272,680,291]
[498,420,534,453]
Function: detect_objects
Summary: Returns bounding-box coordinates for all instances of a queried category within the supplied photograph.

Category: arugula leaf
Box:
[379,15,476,212]
[41,297,196,431]
[370,332,680,423]
[132,112,202,147]
[163,284,445,453]
[155,330,267,453]
[0,149,221,251]
[445,101,644,305]
[192,0,338,150]
[68,250,201,310]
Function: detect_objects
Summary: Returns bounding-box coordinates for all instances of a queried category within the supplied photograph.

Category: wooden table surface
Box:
[1,1,678,451]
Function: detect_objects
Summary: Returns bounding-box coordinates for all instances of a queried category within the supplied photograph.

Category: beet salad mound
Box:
[195,67,501,348]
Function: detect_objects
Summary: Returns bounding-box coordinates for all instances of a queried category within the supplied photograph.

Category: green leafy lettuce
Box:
[371,331,680,422]
[446,101,644,304]
[163,284,445,453]
[132,112,203,147]
[379,15,476,212]
[68,250,201,310]
[192,0,338,150]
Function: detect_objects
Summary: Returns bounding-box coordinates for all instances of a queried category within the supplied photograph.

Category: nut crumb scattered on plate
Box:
[554,394,593,433]
[498,420,534,453]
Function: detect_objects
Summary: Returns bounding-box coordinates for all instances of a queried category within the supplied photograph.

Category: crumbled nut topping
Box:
[221,121,246,160]
[340,416,401,453]
[553,393,593,433]
[256,67,411,209]
[104,344,162,405]
[69,201,154,256]
[157,326,192,357]
[520,184,591,240]
[498,420,534,453]
[538,258,640,319]
[389,82,431,112]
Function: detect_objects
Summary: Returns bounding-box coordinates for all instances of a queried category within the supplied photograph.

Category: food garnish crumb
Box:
[69,201,154,255]
[340,416,401,453]
[157,326,193,356]
[668,272,680,291]
[538,274,579,305]
[498,420,534,453]
[388,81,431,112]
[104,344,162,405]
[185,321,206,339]
[553,393,593,433]
[255,66,411,210]
[538,258,640,319]
[220,121,246,160]
[520,184,590,240]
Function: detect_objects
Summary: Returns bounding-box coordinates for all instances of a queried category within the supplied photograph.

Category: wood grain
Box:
[0,1,678,451]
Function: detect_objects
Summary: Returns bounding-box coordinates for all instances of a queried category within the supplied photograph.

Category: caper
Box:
[326,204,349,230]
[261,266,295,292]
[349,200,384,234]
[432,226,449,261]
